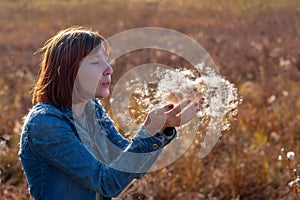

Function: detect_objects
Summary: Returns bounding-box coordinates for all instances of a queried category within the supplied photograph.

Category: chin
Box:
[96,91,110,99]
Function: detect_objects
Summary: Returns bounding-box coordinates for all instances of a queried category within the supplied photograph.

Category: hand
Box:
[144,98,204,135]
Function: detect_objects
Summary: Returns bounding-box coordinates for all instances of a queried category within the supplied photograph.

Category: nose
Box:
[103,64,113,76]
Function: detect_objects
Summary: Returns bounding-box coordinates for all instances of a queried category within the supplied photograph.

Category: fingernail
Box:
[168,104,174,109]
[199,98,204,104]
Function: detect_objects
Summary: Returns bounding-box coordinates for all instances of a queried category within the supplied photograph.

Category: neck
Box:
[72,100,89,116]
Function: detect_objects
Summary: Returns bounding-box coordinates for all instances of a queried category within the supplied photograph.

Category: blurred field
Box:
[1,0,300,199]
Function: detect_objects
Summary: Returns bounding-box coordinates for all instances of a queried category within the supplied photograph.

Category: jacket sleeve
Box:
[28,112,175,197]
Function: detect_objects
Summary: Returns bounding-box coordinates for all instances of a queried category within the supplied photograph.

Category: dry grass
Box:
[1,0,300,199]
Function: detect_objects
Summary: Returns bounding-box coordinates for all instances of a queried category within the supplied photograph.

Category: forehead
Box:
[80,44,107,65]
[87,44,105,57]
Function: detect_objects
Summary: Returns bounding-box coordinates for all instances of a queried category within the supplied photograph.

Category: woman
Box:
[19,26,202,200]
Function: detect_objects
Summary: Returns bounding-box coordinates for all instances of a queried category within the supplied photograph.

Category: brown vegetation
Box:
[1,0,300,199]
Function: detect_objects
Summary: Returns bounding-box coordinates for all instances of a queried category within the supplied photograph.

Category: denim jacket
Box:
[19,99,176,200]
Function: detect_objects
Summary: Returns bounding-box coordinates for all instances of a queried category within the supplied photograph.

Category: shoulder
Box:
[24,103,68,125]
[23,103,73,140]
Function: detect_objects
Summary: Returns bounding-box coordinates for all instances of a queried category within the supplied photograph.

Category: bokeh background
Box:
[0,0,300,199]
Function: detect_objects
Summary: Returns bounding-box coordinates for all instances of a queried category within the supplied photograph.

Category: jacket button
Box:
[152,144,158,149]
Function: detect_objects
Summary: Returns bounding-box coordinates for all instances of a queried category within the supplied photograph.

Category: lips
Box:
[102,82,111,87]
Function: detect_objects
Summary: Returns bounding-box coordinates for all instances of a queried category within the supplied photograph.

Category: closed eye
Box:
[90,60,102,65]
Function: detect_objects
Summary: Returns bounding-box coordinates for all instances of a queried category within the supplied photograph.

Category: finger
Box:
[179,101,199,124]
[170,99,192,115]
[166,101,198,127]
[149,104,171,115]
[199,97,205,105]
[163,104,174,111]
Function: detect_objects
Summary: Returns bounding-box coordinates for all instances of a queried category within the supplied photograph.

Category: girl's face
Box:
[76,44,113,99]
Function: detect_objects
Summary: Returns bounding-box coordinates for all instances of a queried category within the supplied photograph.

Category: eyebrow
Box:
[88,54,101,59]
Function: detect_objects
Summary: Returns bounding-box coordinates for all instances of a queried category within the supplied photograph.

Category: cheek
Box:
[77,67,103,95]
